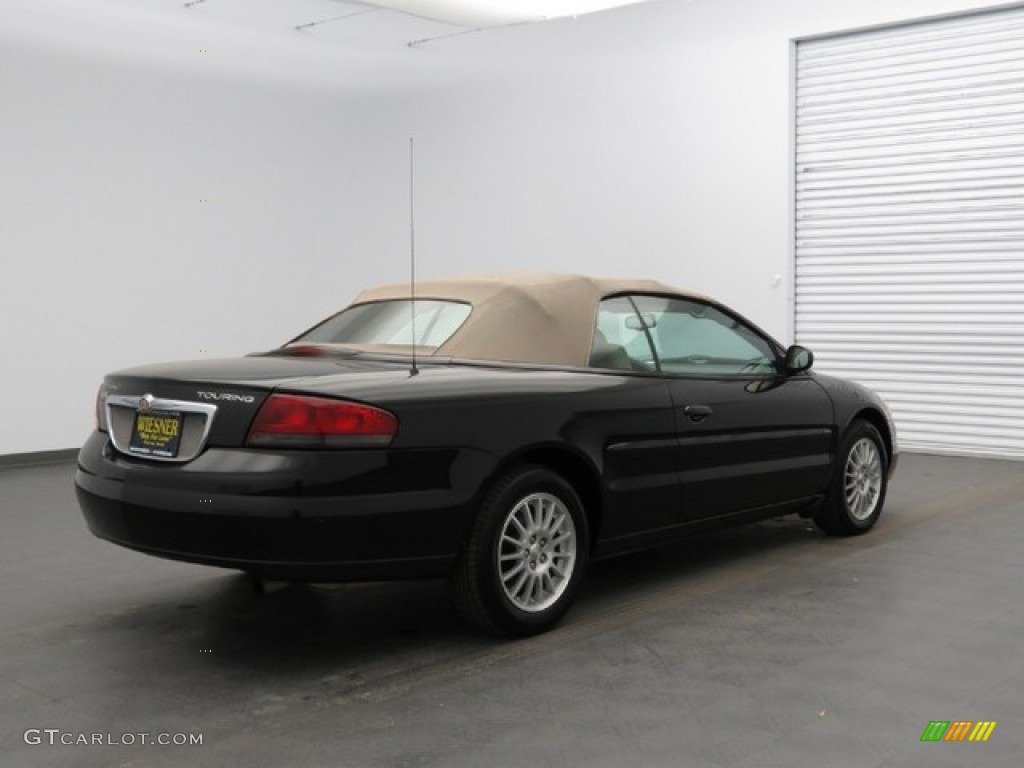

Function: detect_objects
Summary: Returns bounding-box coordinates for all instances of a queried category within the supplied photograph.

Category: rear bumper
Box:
[74,432,493,581]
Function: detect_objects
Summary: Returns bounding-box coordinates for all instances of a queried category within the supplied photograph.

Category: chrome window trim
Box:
[105,394,218,463]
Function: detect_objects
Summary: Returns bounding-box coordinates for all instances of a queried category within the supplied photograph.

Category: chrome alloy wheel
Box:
[844,437,883,521]
[497,492,577,613]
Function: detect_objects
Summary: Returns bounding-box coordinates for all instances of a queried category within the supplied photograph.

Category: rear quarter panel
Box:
[294,365,680,544]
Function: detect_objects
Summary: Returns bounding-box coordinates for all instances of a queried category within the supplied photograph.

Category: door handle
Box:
[684,405,712,423]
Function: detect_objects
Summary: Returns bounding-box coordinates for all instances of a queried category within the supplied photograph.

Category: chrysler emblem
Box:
[138,394,155,413]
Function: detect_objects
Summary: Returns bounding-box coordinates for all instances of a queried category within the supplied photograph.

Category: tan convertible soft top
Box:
[353,272,705,367]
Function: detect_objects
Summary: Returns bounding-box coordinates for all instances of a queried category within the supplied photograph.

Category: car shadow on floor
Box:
[49,513,873,716]
[87,514,827,676]
[584,514,823,591]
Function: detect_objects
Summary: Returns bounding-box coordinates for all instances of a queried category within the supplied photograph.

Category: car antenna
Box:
[408,136,419,377]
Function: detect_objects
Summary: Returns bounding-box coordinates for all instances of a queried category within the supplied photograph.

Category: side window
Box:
[630,295,779,376]
[590,297,656,371]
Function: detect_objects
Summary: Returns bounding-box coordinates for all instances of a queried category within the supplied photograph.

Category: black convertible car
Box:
[76,273,897,635]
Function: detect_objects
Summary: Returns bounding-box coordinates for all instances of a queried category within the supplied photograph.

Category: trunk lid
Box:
[101,353,417,456]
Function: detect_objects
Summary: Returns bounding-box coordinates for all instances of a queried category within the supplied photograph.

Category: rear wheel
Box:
[453,466,589,636]
[814,420,888,536]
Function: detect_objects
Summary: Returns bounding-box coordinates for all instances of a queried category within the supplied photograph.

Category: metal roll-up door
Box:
[795,6,1024,459]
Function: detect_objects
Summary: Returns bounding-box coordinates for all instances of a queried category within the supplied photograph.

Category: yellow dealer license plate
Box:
[129,411,183,458]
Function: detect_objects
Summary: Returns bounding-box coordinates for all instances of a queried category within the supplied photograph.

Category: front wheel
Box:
[814,420,888,536]
[453,466,589,636]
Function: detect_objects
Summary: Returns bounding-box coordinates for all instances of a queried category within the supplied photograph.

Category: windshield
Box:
[295,300,472,349]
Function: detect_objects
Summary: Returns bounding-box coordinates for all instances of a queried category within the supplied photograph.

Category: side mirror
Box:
[784,345,814,374]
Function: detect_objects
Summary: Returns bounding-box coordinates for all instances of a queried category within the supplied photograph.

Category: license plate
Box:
[129,411,183,458]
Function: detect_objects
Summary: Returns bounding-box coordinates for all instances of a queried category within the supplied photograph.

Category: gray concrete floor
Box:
[1,454,1022,768]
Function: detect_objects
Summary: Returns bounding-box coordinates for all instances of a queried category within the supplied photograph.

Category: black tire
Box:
[814,420,889,536]
[452,466,589,637]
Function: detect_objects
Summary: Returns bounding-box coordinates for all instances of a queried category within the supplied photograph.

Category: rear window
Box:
[296,300,471,348]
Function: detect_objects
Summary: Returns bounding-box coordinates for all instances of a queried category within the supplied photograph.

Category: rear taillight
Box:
[246,394,397,448]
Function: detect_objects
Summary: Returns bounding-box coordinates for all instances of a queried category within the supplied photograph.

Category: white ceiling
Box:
[9,0,668,94]
[169,0,656,45]
[173,0,460,48]
[361,0,655,27]
[9,0,663,68]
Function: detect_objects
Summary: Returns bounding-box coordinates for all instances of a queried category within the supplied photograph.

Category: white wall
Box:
[403,0,1000,324]
[2,0,422,455]
[0,0,998,455]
